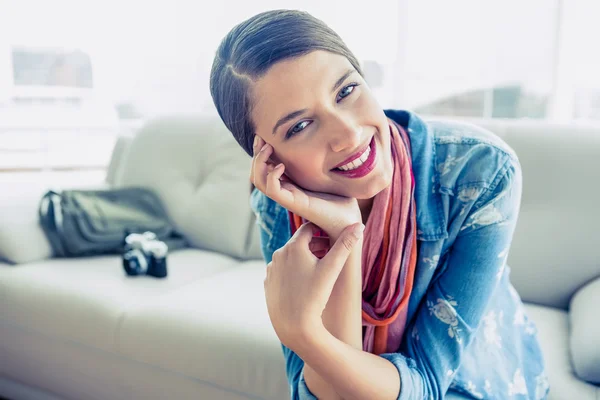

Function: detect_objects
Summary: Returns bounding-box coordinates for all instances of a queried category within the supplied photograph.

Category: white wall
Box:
[1,0,598,119]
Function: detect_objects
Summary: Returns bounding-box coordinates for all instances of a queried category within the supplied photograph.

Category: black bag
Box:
[39,187,187,257]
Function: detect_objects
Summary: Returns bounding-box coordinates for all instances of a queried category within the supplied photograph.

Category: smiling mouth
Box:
[331,138,373,171]
[330,136,377,178]
[333,146,371,171]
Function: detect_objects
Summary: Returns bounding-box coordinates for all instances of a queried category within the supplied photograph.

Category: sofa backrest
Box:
[471,118,600,310]
[112,114,600,310]
[113,114,262,261]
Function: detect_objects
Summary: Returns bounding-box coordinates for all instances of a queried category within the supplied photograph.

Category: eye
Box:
[286,120,311,139]
[336,83,359,102]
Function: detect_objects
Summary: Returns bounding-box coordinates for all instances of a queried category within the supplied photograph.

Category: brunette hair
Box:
[209,9,362,156]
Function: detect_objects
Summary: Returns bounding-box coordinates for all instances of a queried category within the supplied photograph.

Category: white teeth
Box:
[338,146,371,171]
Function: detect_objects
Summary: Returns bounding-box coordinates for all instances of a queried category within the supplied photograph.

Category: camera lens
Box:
[123,248,148,274]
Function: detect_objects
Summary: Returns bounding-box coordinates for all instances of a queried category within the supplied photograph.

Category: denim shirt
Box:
[250,110,549,400]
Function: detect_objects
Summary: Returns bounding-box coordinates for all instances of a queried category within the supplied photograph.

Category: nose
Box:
[327,114,362,153]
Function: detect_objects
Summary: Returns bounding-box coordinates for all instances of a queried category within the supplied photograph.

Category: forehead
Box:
[251,51,354,132]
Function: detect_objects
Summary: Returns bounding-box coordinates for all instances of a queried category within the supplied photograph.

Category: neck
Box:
[357,197,375,225]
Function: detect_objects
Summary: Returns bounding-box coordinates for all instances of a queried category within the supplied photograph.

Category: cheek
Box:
[282,152,327,189]
[288,162,321,187]
[356,85,380,110]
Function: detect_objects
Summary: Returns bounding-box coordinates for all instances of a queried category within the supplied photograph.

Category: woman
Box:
[210,9,548,400]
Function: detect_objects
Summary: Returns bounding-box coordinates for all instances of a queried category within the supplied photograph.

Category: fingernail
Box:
[357,224,365,233]
[253,136,258,149]
[260,143,269,152]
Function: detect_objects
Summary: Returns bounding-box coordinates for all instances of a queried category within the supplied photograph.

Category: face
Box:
[250,50,394,201]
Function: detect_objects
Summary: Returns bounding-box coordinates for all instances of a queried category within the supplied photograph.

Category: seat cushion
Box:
[4,252,599,400]
[525,304,599,400]
[116,261,289,400]
[0,248,240,353]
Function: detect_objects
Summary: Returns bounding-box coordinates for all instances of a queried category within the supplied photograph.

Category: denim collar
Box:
[385,110,448,241]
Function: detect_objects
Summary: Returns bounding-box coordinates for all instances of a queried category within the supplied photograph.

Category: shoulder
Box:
[387,110,522,239]
[428,118,520,196]
[428,118,517,154]
[424,118,523,239]
[403,111,521,195]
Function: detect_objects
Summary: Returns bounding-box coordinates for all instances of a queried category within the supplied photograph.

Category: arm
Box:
[297,158,523,399]
[250,190,361,399]
[322,230,364,350]
[298,324,402,400]
[303,234,364,399]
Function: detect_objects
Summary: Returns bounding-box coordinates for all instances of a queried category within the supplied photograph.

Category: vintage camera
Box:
[122,231,168,278]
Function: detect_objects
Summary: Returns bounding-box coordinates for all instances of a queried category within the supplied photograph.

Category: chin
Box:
[368,170,393,197]
[347,168,392,200]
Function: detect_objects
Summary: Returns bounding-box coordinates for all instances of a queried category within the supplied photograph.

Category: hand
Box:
[251,136,362,239]
[263,221,365,350]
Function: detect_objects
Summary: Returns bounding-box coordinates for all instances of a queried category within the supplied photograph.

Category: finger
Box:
[251,139,274,191]
[322,223,363,263]
[252,135,266,158]
[264,160,282,195]
[279,176,302,196]
[252,139,271,182]
[265,162,295,205]
[317,223,364,285]
[250,135,261,184]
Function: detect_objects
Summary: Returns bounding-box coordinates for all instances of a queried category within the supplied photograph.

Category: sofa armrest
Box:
[0,184,53,264]
[0,181,110,265]
[569,275,600,384]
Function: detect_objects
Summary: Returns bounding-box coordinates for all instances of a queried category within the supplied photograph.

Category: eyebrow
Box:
[271,68,356,135]
[272,109,308,135]
[331,68,355,93]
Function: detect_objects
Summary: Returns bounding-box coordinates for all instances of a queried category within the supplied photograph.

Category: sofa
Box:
[0,113,598,400]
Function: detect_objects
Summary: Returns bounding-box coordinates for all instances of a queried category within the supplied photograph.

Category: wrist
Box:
[290,320,331,359]
[327,218,362,242]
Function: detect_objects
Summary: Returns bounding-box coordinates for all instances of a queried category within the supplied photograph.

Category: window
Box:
[394,0,600,122]
[0,0,598,180]
[12,47,93,88]
[391,0,558,119]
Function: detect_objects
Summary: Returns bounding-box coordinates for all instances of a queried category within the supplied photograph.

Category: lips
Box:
[331,136,377,179]
[331,139,372,170]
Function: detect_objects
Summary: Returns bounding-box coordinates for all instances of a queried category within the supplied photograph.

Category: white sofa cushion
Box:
[116,262,289,400]
[0,249,240,352]
[570,277,600,384]
[0,250,282,400]
[114,114,262,261]
[525,304,599,400]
